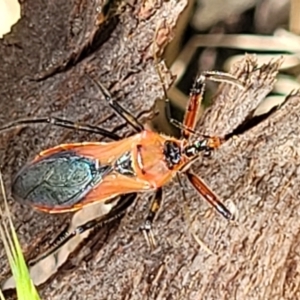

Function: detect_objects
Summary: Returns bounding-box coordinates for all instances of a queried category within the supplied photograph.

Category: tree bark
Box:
[1,1,299,300]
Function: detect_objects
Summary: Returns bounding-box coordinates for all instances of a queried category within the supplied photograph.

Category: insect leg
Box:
[153,24,205,139]
[86,75,144,132]
[0,116,121,141]
[185,171,233,220]
[29,193,137,265]
[140,188,163,249]
[182,72,244,140]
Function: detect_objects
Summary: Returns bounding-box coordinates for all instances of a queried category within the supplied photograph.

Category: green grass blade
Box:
[0,171,41,300]
[0,288,5,300]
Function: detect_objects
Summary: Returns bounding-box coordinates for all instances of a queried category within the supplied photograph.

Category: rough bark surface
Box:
[1,1,299,300]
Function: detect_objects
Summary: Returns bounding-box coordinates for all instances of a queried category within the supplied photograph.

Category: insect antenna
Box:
[166,118,217,140]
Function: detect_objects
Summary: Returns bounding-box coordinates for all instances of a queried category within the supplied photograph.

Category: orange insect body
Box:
[21,129,217,214]
[7,71,241,226]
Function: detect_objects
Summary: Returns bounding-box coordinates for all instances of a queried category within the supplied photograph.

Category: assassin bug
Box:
[0,70,243,250]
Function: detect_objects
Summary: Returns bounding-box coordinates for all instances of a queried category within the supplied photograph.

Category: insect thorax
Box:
[114,151,135,176]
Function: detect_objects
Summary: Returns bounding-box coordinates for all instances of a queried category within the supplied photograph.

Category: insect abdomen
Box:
[12,151,110,210]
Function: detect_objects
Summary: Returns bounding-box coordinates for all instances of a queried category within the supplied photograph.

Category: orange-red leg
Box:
[182,71,244,140]
[182,74,206,140]
[185,171,233,220]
